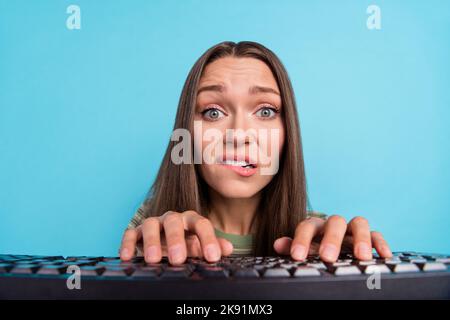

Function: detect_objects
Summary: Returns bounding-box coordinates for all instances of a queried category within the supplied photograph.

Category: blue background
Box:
[1,0,449,256]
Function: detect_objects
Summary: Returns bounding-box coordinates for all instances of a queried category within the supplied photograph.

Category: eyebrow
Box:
[197,84,280,96]
[249,85,280,96]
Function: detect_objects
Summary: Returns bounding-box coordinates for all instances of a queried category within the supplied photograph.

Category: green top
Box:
[214,227,254,256]
[127,204,327,256]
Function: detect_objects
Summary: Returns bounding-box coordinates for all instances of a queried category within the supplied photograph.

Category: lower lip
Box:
[221,165,257,177]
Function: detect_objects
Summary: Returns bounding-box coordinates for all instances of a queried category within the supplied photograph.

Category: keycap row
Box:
[0,260,446,278]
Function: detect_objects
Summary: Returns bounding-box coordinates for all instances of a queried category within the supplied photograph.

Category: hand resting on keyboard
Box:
[120,210,234,265]
[120,210,393,266]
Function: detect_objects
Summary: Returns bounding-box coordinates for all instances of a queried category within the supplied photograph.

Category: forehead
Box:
[199,57,279,88]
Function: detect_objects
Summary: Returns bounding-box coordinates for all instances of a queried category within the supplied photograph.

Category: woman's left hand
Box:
[273,215,393,262]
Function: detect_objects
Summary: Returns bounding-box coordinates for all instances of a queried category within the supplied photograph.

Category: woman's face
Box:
[194,57,285,199]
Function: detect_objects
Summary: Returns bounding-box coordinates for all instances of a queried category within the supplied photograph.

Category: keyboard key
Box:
[388,263,420,273]
[10,264,40,274]
[262,267,291,278]
[28,259,50,264]
[232,268,260,278]
[278,262,298,269]
[132,267,161,278]
[101,257,121,262]
[198,266,229,278]
[98,261,135,267]
[384,257,402,265]
[307,262,327,269]
[330,265,361,276]
[102,267,134,277]
[50,260,68,265]
[332,261,351,267]
[402,256,427,263]
[293,267,321,277]
[37,265,67,275]
[66,256,91,261]
[400,252,416,256]
[160,266,192,279]
[46,256,65,261]
[196,261,221,268]
[361,264,391,274]
[38,261,63,266]
[68,259,97,266]
[144,262,167,268]
[84,256,104,261]
[262,262,277,268]
[357,259,377,266]
[435,257,450,264]
[416,262,447,272]
[80,266,105,276]
[253,264,266,271]
[0,256,18,263]
[0,263,13,273]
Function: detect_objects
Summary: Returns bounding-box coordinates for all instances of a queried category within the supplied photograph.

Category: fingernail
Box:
[291,245,307,260]
[356,242,372,260]
[169,244,184,263]
[206,243,220,261]
[320,244,337,261]
[146,245,158,261]
[121,248,129,259]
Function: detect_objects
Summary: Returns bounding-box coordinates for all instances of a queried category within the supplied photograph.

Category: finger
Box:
[142,217,163,263]
[273,236,292,255]
[319,215,347,262]
[290,217,326,260]
[371,231,393,258]
[162,211,187,265]
[348,216,372,260]
[186,234,203,258]
[120,227,142,261]
[217,238,234,256]
[183,210,222,262]
[185,236,233,257]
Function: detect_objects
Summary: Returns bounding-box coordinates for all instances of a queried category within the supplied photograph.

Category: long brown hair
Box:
[142,41,309,256]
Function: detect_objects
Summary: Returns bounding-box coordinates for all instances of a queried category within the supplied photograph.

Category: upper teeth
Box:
[222,160,250,166]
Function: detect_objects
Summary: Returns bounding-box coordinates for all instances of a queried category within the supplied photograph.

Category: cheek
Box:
[263,120,285,161]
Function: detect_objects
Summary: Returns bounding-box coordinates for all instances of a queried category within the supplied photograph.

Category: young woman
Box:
[119,41,393,266]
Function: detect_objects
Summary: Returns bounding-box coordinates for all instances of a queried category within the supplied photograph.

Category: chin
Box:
[210,181,261,198]
[199,164,274,199]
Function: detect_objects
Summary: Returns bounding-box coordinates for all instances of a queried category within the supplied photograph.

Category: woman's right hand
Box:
[120,210,234,265]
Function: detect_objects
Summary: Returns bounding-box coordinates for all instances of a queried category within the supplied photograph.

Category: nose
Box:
[224,109,256,148]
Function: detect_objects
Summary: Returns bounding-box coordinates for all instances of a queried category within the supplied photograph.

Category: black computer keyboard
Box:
[1,252,449,299]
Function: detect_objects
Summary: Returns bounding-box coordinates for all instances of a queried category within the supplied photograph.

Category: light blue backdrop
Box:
[1,0,449,256]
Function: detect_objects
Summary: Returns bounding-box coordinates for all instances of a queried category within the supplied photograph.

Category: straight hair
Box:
[141,41,310,256]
